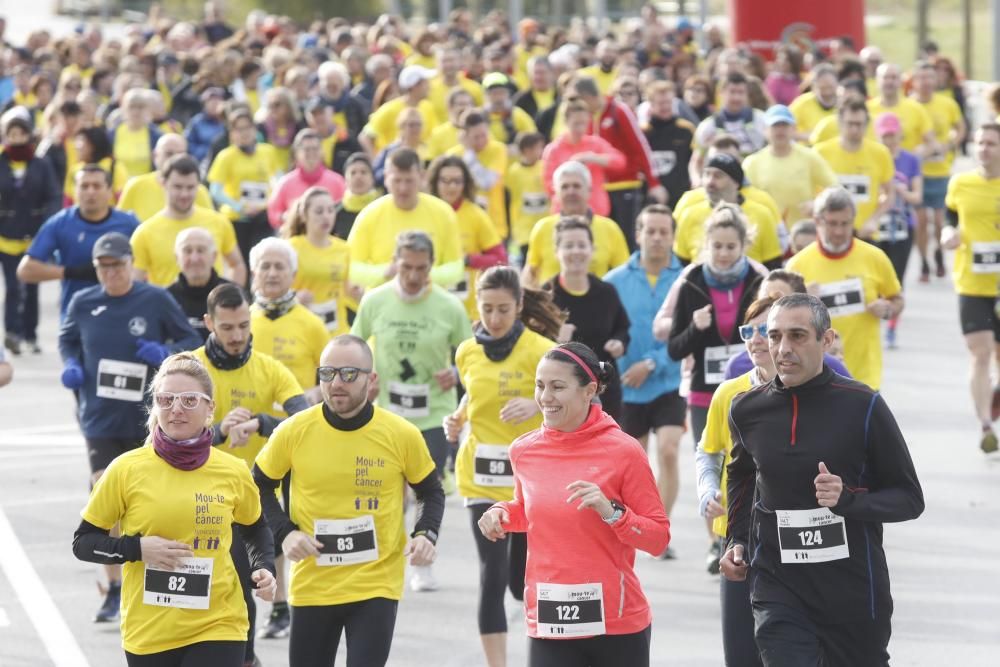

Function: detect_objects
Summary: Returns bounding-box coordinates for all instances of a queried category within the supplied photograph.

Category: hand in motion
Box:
[478,507,509,542]
[499,397,538,424]
[814,461,843,508]
[251,568,277,601]
[720,544,748,581]
[282,530,324,562]
[404,535,436,566]
[692,304,713,331]
[140,536,194,570]
[565,480,614,520]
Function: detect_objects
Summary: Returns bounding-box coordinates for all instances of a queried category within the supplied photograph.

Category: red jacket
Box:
[593,98,661,189]
[494,405,670,638]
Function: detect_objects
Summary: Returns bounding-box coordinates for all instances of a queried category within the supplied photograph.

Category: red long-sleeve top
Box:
[493,405,670,638]
[593,97,662,190]
[541,134,625,217]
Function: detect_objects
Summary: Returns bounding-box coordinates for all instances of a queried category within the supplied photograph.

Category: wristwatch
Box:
[603,500,625,525]
[643,358,656,372]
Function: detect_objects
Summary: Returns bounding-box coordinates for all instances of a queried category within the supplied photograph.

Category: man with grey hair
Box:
[166,227,229,342]
[351,230,471,592]
[722,292,923,666]
[522,160,630,287]
[868,63,933,157]
[513,55,555,120]
[786,187,903,389]
[315,60,369,139]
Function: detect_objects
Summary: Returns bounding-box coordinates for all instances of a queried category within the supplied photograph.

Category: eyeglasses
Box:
[317,366,372,383]
[153,391,213,410]
[738,323,768,342]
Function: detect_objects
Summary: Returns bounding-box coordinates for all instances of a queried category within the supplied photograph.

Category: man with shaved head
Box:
[117,133,214,222]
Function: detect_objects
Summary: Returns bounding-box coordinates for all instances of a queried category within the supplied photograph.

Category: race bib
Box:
[776,508,849,564]
[522,192,549,214]
[817,278,866,318]
[96,359,147,402]
[310,299,339,332]
[703,345,738,385]
[971,242,1000,274]
[387,381,430,418]
[239,181,268,208]
[473,443,513,487]
[536,582,606,637]
[651,150,677,177]
[838,174,871,205]
[315,516,378,566]
[878,213,909,242]
[143,557,213,609]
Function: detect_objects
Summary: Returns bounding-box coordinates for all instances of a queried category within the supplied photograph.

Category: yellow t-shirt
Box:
[131,207,238,287]
[250,304,329,392]
[427,122,461,160]
[119,172,214,223]
[451,199,503,320]
[808,115,876,147]
[915,93,962,178]
[447,139,508,237]
[206,144,281,221]
[699,370,754,537]
[673,186,781,226]
[428,75,484,126]
[254,404,436,606]
[868,97,932,153]
[786,240,901,389]
[578,65,618,95]
[488,107,537,147]
[789,91,837,136]
[525,213,630,285]
[742,143,838,221]
[506,159,549,247]
[347,192,464,288]
[405,53,438,70]
[673,199,784,265]
[455,329,554,502]
[945,171,1000,297]
[194,347,303,466]
[815,138,895,231]
[112,125,154,180]
[288,235,351,336]
[80,446,261,655]
[362,98,437,153]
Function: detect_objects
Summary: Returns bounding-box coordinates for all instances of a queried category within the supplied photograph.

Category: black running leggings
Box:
[527,625,652,667]
[720,571,763,667]
[125,641,245,667]
[289,597,398,667]
[468,504,527,634]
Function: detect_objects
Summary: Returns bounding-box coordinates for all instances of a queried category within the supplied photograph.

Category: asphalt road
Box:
[1,240,999,667]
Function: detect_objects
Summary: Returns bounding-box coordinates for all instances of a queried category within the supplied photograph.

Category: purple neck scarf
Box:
[152,426,212,471]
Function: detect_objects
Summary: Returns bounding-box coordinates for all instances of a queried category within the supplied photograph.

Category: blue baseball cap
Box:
[764,104,795,126]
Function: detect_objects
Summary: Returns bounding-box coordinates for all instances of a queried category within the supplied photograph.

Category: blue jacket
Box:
[605,252,684,404]
[0,154,62,242]
[58,281,201,440]
[184,113,225,162]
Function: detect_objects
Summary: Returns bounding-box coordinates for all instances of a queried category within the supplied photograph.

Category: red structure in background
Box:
[728,0,866,58]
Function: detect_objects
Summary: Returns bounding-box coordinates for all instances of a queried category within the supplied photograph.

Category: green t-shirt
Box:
[351,282,472,431]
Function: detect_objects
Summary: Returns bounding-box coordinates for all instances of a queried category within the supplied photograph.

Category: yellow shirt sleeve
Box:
[606,223,631,271]
[130,225,154,274]
[402,421,438,484]
[232,464,262,525]
[81,457,126,529]
[254,418,292,481]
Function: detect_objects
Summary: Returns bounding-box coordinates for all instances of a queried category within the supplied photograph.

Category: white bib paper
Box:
[315,516,379,566]
[96,359,148,401]
[143,557,213,609]
[817,278,866,318]
[536,582,606,637]
[776,508,849,564]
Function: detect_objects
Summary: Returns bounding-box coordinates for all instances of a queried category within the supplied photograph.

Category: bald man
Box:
[166,227,231,341]
[118,133,215,221]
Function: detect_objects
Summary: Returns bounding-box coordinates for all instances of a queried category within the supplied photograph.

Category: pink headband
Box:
[554,347,598,384]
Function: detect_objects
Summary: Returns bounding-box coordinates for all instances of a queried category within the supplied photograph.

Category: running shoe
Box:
[3,334,20,356]
[656,546,677,560]
[94,581,121,623]
[981,427,999,454]
[258,603,290,639]
[410,564,439,592]
[25,340,41,354]
[706,542,721,575]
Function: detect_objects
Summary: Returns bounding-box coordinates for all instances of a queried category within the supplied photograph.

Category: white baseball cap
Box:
[398,65,436,90]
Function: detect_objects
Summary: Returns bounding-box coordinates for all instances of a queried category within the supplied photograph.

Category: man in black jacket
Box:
[166,227,230,342]
[722,293,923,666]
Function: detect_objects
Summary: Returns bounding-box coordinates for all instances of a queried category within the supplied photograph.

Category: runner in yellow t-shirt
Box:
[427,88,474,160]
[941,124,1000,452]
[360,66,437,155]
[427,156,507,320]
[118,133,214,222]
[506,132,550,256]
[447,110,508,238]
[73,353,277,661]
[111,90,157,180]
[444,266,559,667]
[787,187,903,390]
[814,99,895,238]
[867,63,933,153]
[131,155,245,287]
[428,45,484,125]
[281,187,353,337]
[789,64,839,139]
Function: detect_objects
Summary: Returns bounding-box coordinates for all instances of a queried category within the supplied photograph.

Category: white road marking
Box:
[0,606,9,627]
[0,508,90,666]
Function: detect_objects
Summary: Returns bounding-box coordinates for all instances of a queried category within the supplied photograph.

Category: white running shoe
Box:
[410,564,439,592]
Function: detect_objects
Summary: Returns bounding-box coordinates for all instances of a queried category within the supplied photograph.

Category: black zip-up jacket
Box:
[726,366,924,623]
[667,264,761,395]
[0,154,62,242]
